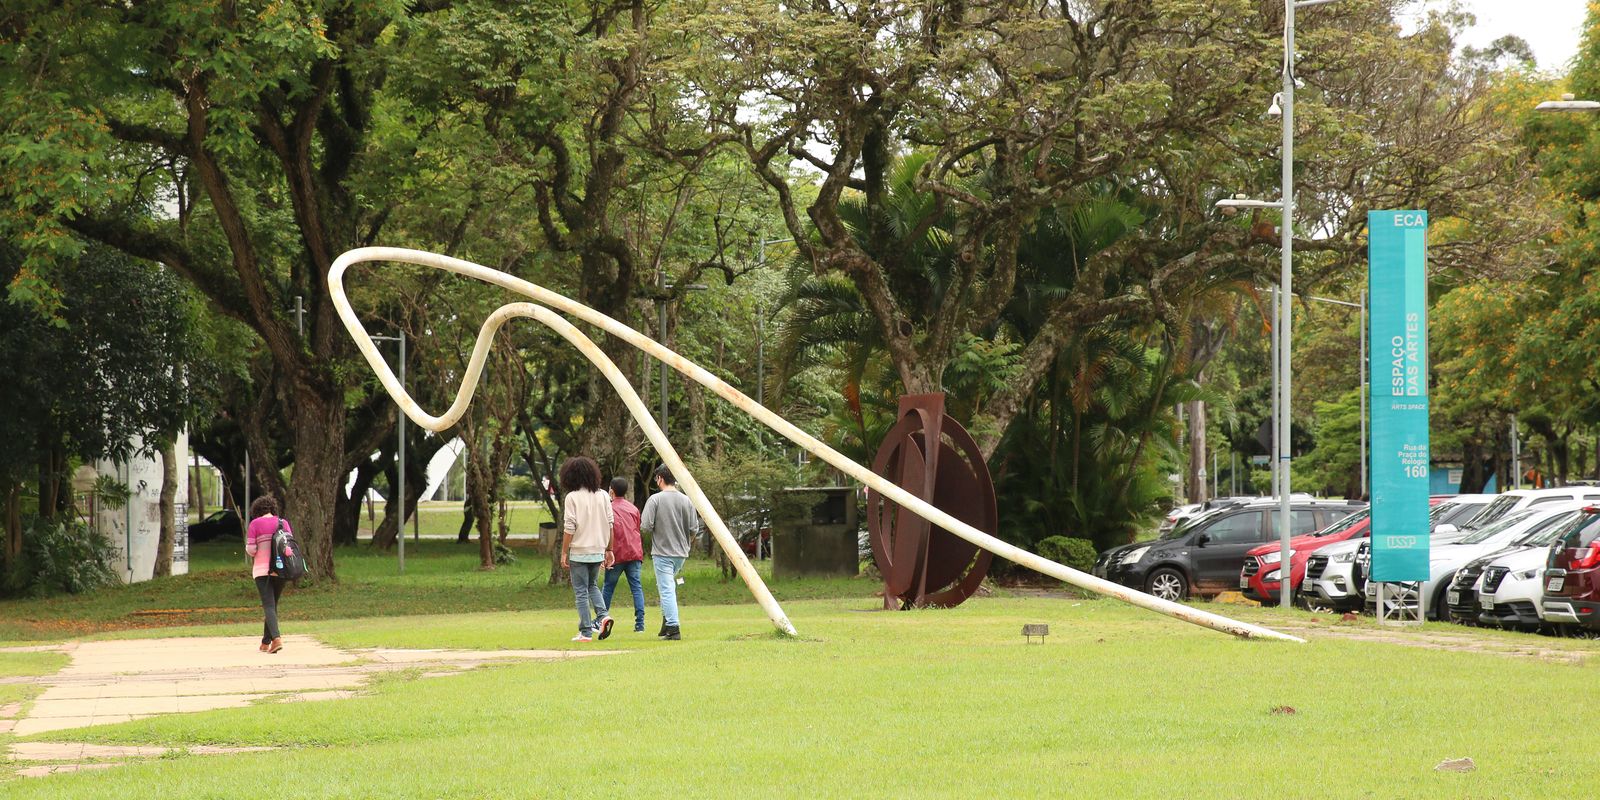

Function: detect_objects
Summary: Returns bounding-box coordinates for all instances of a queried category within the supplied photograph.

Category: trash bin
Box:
[536,521,558,554]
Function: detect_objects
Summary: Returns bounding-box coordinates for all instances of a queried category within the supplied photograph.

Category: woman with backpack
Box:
[245,495,292,654]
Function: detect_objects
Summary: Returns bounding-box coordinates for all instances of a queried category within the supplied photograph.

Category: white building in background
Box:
[76,429,190,583]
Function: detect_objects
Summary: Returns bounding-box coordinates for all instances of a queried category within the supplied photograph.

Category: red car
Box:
[1541,505,1600,631]
[1240,509,1370,605]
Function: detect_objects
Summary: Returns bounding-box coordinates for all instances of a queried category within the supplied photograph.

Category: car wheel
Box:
[1146,568,1188,602]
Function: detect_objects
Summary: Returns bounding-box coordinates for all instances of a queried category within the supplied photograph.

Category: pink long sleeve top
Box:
[245,515,290,579]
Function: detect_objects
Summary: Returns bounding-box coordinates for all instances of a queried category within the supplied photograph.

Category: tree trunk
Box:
[1460,440,1487,494]
[154,440,177,578]
[336,452,384,547]
[189,458,205,520]
[372,467,424,551]
[1186,399,1208,504]
[283,396,346,581]
[4,483,21,565]
[688,379,707,460]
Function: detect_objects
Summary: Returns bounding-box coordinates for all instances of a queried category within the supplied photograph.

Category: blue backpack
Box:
[270,518,308,580]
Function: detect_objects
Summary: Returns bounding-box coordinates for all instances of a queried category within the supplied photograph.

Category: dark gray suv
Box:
[1095,500,1366,601]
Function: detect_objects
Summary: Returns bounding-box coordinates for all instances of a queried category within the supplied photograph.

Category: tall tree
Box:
[0,2,491,578]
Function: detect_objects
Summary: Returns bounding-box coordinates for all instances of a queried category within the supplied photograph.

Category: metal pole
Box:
[1270,286,1281,498]
[243,450,250,522]
[658,272,669,431]
[295,295,304,337]
[398,331,407,570]
[1279,0,1296,608]
[1359,296,1368,498]
[1511,414,1521,490]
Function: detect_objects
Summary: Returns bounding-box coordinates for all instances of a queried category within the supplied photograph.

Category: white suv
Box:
[1365,504,1582,620]
[1462,487,1600,532]
[1302,496,1487,611]
[1472,509,1586,630]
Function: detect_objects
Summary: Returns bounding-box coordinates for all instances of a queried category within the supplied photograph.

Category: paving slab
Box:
[56,635,349,676]
[6,634,622,745]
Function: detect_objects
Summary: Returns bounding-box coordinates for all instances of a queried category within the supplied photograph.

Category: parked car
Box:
[1097,498,1363,602]
[1460,487,1600,532]
[1158,504,1203,534]
[1157,496,1268,534]
[1429,494,1496,534]
[1365,504,1581,620]
[187,509,241,543]
[1540,505,1600,633]
[1304,497,1456,611]
[1240,507,1373,605]
[1445,508,1584,627]
[1473,509,1586,630]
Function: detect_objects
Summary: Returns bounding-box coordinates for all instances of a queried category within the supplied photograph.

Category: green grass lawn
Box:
[1,596,1596,798]
[0,538,872,641]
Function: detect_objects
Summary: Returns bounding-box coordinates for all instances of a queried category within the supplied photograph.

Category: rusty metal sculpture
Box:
[868,394,997,608]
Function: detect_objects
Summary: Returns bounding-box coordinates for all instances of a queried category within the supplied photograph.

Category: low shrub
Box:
[2,516,119,598]
[1034,535,1098,573]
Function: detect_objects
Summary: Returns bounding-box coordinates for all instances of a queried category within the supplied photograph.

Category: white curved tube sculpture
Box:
[329,247,1304,644]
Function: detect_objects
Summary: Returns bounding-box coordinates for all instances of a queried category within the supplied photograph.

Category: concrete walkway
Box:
[1,636,619,777]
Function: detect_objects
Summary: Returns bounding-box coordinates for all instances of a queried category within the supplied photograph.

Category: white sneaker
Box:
[571,633,593,642]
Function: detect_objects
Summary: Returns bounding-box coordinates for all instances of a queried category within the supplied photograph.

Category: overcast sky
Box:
[1413,0,1588,73]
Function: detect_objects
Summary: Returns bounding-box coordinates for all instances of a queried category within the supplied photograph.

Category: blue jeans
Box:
[569,561,607,635]
[602,560,646,630]
[653,556,686,626]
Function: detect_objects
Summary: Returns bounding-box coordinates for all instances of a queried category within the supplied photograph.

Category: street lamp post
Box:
[1215,0,1344,607]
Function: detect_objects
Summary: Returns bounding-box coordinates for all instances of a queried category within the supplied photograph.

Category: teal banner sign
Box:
[1368,210,1430,582]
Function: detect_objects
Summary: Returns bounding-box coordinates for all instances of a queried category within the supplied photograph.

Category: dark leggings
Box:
[255,576,287,643]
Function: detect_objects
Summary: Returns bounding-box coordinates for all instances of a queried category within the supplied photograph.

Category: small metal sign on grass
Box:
[1021,623,1049,644]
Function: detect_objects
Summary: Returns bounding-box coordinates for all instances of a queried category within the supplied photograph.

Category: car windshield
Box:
[1458,509,1537,544]
[1465,495,1520,530]
[1514,511,1583,547]
[1557,512,1600,549]
[1313,508,1368,537]
[1427,503,1453,524]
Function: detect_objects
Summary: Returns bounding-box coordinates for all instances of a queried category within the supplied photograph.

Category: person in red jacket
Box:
[602,477,647,633]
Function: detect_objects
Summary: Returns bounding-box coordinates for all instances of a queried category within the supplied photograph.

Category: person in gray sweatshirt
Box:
[640,464,698,640]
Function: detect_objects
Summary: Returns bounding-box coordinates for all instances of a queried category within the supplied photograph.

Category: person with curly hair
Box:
[559,456,615,642]
[244,495,291,654]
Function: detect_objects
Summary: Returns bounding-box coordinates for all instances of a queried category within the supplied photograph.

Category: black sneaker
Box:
[662,625,680,641]
[597,616,614,640]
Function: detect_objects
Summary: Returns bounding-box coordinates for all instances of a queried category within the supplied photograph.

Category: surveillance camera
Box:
[1266,93,1283,118]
